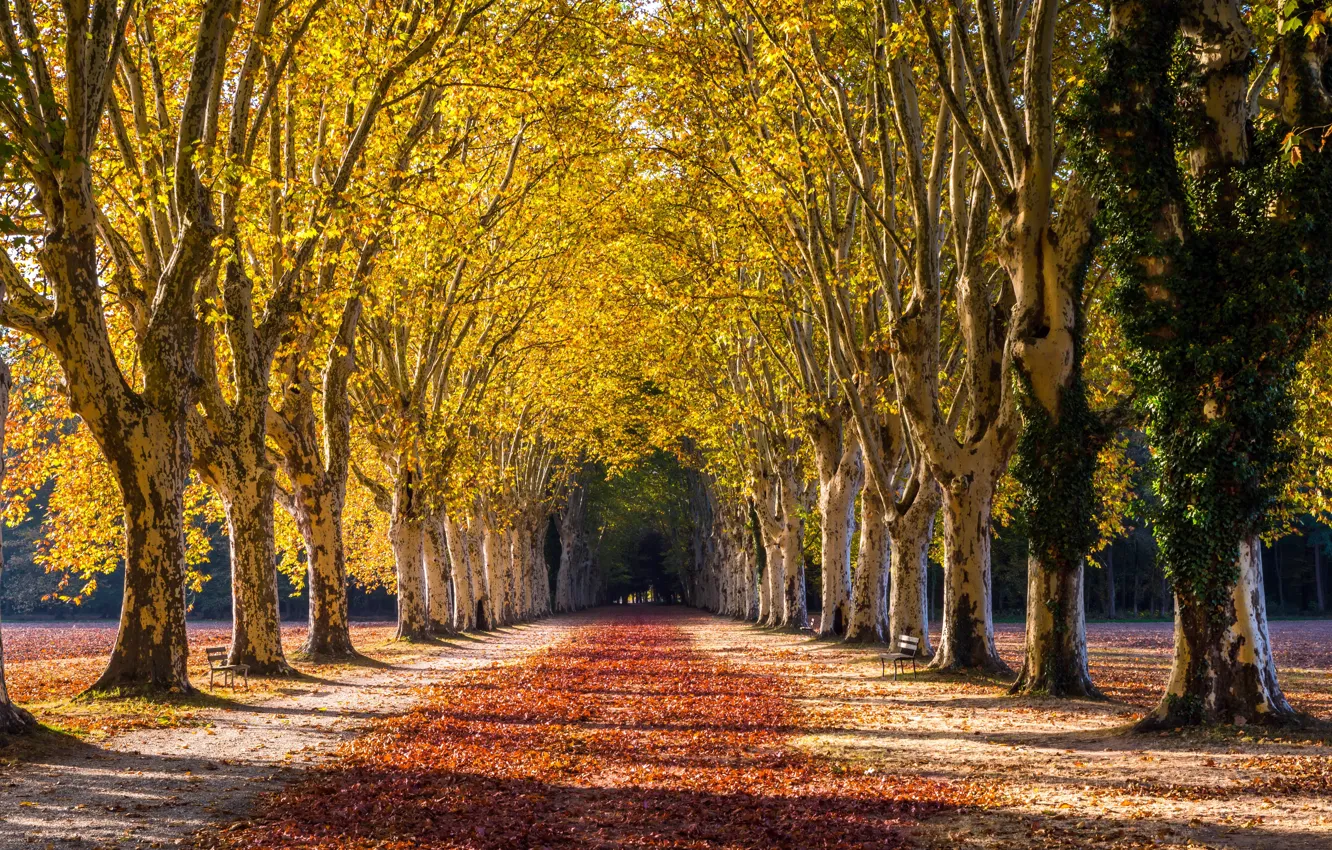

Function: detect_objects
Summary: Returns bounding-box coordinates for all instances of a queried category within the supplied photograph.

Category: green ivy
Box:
[1070,1,1332,619]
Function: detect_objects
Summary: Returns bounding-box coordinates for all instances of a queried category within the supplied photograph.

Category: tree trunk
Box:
[846,489,890,643]
[443,513,476,630]
[389,491,428,641]
[931,482,1008,673]
[761,542,781,626]
[468,516,491,629]
[508,526,526,623]
[293,482,354,658]
[742,538,759,620]
[556,486,585,614]
[220,466,291,674]
[1140,536,1296,728]
[756,555,771,624]
[811,422,861,637]
[1012,552,1099,697]
[777,481,806,630]
[424,513,455,634]
[888,483,939,654]
[91,420,195,693]
[481,522,505,627]
[0,358,35,732]
[555,526,576,614]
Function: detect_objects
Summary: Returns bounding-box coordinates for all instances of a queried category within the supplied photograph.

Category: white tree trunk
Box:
[812,421,862,637]
[389,484,428,641]
[466,513,490,629]
[1014,551,1094,696]
[888,495,937,655]
[777,468,807,630]
[443,513,476,631]
[424,513,454,634]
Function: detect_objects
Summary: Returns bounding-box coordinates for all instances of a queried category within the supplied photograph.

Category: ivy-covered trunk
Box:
[846,488,889,643]
[1076,0,1332,726]
[1008,178,1101,697]
[1143,538,1292,728]
[932,480,1007,673]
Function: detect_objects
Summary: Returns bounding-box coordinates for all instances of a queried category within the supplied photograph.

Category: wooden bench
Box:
[880,634,922,680]
[205,646,249,689]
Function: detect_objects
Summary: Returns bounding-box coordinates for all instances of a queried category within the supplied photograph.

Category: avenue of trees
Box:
[0,0,1330,737]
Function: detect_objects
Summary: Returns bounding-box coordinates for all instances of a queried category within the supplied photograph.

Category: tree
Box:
[1076,0,1332,726]
[0,0,234,691]
[186,0,468,673]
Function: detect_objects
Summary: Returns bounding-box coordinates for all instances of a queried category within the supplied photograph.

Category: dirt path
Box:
[208,607,991,850]
[9,608,1331,850]
[691,615,1332,850]
[0,619,568,850]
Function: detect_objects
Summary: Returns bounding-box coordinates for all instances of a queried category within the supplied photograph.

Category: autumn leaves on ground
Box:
[6,607,1325,850]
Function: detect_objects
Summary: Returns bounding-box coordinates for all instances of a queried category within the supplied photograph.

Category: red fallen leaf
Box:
[215,609,992,849]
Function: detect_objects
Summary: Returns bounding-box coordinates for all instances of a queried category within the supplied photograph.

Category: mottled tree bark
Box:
[94,426,197,691]
[811,421,862,637]
[424,513,455,634]
[888,497,936,655]
[1141,538,1294,728]
[1013,553,1097,697]
[217,466,290,673]
[556,483,586,613]
[777,463,806,629]
[847,487,890,644]
[389,471,429,641]
[932,480,1008,673]
[443,512,476,631]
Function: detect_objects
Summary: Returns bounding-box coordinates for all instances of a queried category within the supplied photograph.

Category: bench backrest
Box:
[204,646,229,667]
[896,634,921,656]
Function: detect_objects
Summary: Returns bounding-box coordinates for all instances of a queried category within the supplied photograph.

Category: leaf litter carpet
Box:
[216,608,986,849]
